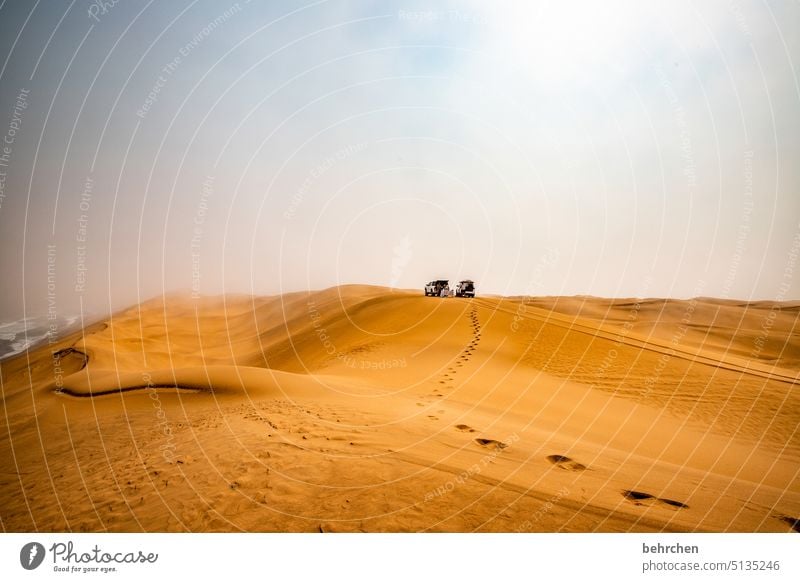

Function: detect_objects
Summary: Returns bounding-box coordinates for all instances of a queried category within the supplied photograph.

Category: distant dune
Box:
[1,286,798,532]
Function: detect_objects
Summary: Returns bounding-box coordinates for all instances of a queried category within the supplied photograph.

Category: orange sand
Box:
[1,286,798,532]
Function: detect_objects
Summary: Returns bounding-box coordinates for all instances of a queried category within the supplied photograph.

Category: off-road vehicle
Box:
[454,280,476,298]
[424,280,449,296]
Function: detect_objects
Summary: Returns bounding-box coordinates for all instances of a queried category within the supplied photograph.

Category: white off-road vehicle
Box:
[424,280,449,297]
[454,280,476,298]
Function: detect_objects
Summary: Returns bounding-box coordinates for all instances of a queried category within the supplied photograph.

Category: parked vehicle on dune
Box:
[455,280,476,298]
[424,280,449,297]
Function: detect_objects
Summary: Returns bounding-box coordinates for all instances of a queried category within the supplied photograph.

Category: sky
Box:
[0,0,798,321]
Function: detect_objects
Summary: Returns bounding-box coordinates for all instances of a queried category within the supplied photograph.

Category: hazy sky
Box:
[0,0,798,320]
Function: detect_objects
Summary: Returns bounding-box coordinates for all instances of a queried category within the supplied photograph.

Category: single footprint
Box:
[622,490,654,503]
[455,424,476,433]
[475,438,508,450]
[622,490,688,509]
[427,415,439,421]
[546,454,587,471]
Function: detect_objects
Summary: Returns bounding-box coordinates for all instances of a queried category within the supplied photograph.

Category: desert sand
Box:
[1,286,798,532]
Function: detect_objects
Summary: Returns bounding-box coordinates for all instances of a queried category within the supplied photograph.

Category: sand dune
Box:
[1,286,798,532]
